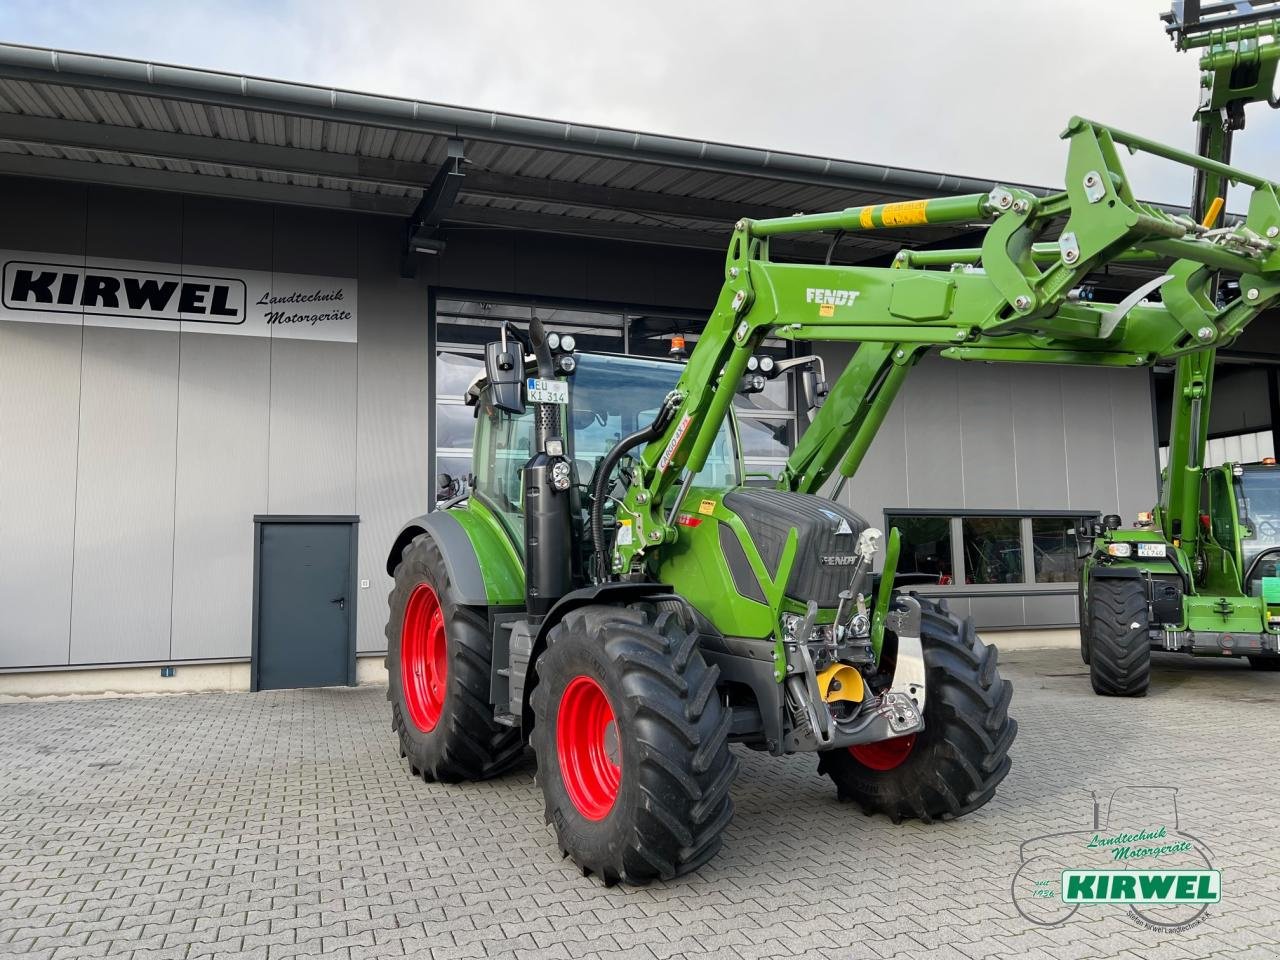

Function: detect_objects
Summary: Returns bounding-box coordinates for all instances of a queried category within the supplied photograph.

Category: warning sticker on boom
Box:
[880,200,929,227]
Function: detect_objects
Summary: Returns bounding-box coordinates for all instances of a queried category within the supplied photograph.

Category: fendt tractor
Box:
[385,2,1280,882]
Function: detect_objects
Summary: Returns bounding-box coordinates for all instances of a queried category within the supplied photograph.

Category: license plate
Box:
[1137,542,1166,558]
[527,378,568,405]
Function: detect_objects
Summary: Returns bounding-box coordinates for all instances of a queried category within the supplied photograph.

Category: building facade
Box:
[0,45,1193,688]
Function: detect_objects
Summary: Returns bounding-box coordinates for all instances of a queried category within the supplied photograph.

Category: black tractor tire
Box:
[531,602,737,885]
[1248,656,1280,671]
[1078,575,1091,665]
[385,534,523,782]
[1087,577,1152,697]
[817,597,1016,824]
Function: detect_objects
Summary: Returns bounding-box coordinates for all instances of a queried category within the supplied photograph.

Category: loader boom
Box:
[610,112,1280,575]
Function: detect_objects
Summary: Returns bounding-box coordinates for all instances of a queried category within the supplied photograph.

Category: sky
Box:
[1,0,1278,205]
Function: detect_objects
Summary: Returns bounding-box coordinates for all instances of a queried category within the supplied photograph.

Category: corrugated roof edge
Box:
[0,41,1053,200]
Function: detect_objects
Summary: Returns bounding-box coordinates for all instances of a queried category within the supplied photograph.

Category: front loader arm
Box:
[606,118,1280,579]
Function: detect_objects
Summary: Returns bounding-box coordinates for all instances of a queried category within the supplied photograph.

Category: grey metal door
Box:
[253,517,357,691]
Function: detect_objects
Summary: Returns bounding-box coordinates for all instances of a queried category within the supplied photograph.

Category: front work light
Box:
[1106,542,1133,558]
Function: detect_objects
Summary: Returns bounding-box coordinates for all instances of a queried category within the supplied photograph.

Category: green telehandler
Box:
[385,2,1280,882]
[1078,0,1280,695]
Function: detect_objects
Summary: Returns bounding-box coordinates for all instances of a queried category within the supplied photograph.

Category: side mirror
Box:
[484,338,525,414]
[801,368,828,412]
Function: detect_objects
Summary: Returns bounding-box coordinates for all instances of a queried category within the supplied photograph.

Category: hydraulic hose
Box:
[590,400,677,581]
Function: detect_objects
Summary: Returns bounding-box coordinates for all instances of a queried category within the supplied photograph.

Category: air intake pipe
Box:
[523,315,572,619]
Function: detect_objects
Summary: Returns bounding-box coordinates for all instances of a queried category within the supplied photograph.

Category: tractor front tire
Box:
[385,534,523,782]
[1087,577,1151,697]
[818,597,1016,823]
[531,603,737,885]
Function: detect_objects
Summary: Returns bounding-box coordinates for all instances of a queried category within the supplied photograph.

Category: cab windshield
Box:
[568,354,738,488]
[1234,466,1280,593]
[473,353,740,548]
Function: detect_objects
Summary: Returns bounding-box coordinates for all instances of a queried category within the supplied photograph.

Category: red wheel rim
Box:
[401,583,448,732]
[849,734,917,771]
[556,675,621,820]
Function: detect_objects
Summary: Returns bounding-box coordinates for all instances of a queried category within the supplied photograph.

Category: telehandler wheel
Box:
[1248,656,1280,671]
[530,603,737,885]
[385,534,523,783]
[1078,576,1091,665]
[817,597,1016,823]
[1087,577,1151,697]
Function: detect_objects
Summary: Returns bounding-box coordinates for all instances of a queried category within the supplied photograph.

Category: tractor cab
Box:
[464,349,740,581]
[1224,461,1280,599]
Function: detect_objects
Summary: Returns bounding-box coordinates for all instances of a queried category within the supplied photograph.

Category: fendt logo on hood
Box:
[3,261,246,324]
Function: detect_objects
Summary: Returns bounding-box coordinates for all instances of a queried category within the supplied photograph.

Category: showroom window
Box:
[885,511,1096,587]
[433,295,798,480]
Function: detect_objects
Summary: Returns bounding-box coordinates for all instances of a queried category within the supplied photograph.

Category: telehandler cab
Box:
[386,2,1280,883]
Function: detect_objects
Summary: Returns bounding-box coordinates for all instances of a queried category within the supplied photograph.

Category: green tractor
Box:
[386,341,1016,884]
[384,2,1280,883]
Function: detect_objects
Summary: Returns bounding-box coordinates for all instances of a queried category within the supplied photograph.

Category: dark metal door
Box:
[253,517,357,691]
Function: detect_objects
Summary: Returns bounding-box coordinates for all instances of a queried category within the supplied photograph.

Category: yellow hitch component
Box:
[816,663,864,704]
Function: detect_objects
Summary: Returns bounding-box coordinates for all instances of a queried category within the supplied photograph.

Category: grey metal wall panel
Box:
[1010,365,1070,509]
[70,326,178,664]
[1110,369,1159,521]
[1204,368,1270,436]
[902,357,964,506]
[0,176,87,254]
[272,206,357,276]
[267,338,358,515]
[180,195,274,270]
[354,217,432,653]
[85,185,182,260]
[1062,366,1120,513]
[170,332,270,661]
[1025,593,1078,627]
[0,321,82,667]
[970,595,1026,629]
[959,364,1018,509]
[430,232,516,292]
[512,233,590,299]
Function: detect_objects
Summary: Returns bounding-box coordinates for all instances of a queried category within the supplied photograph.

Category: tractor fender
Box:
[1089,565,1143,580]
[386,511,493,606]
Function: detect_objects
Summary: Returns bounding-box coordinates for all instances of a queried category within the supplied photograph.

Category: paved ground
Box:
[2,645,1279,960]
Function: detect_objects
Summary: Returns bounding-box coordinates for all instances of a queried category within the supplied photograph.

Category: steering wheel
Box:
[1258,519,1280,539]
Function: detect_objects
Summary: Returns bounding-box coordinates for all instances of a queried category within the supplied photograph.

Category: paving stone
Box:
[1,648,1277,960]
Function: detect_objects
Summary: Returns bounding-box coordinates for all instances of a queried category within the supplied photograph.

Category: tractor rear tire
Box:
[817,597,1016,823]
[531,603,737,885]
[1248,656,1280,670]
[385,534,523,782]
[1087,577,1151,697]
[1078,575,1091,665]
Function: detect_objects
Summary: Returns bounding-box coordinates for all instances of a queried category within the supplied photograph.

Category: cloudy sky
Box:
[1,0,1277,204]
